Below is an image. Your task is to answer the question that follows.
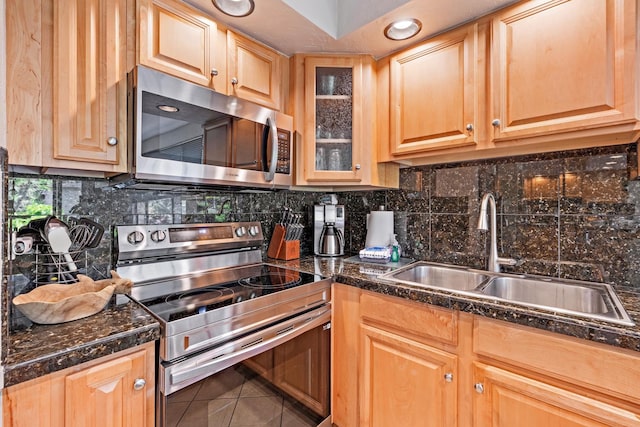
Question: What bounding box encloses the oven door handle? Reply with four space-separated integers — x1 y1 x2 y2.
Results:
168 305 330 389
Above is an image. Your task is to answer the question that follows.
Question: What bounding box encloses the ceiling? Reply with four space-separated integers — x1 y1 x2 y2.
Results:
185 0 519 58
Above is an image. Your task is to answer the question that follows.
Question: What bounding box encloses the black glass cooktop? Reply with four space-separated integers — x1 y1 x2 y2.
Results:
138 265 320 322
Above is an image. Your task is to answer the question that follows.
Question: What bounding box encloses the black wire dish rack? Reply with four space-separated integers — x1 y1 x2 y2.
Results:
13 217 105 286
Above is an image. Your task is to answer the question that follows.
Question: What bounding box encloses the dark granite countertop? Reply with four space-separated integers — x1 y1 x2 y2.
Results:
6 254 639 389
267 256 640 353
3 299 160 388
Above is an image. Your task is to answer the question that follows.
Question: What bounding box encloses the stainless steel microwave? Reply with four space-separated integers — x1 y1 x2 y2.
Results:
113 66 293 190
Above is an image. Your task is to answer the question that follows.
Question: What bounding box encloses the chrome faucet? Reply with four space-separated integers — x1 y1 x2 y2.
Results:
477 193 519 272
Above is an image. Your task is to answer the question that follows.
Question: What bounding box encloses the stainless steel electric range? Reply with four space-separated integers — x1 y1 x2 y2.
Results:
114 221 331 427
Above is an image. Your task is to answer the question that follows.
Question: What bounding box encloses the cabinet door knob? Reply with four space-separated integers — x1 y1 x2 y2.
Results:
466 123 474 132
355 164 361 170
107 137 118 146
474 383 484 394
133 378 146 391
491 119 501 127
444 373 453 382
231 77 238 86
211 68 219 77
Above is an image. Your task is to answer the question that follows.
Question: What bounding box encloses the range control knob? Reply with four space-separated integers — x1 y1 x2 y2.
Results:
248 225 260 236
127 231 145 245
235 226 247 237
150 230 167 243
14 241 26 254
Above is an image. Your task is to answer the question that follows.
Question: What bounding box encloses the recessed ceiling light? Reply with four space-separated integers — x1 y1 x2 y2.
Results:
212 0 255 17
610 154 624 159
157 105 179 113
384 19 422 41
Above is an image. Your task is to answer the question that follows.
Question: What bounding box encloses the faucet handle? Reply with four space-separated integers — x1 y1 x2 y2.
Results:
497 257 523 267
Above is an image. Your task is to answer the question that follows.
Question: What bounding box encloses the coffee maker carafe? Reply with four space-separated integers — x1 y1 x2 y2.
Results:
314 205 345 256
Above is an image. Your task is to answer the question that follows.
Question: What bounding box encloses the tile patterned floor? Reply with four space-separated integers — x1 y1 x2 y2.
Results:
166 366 321 427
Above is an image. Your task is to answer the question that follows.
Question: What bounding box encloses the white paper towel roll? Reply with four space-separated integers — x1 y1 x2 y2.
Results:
365 211 394 248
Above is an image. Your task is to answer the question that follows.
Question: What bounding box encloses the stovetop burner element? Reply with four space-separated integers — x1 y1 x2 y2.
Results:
136 264 318 323
238 270 303 289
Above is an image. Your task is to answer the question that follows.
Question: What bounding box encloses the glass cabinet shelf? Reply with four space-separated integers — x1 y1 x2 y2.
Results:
316 138 352 144
306 61 357 175
315 95 351 101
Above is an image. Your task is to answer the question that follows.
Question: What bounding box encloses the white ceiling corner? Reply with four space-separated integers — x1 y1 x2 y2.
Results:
282 0 339 39
282 0 410 39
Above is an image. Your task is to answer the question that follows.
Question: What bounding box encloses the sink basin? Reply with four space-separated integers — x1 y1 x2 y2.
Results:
479 277 609 313
380 262 490 292
378 262 634 326
478 276 633 325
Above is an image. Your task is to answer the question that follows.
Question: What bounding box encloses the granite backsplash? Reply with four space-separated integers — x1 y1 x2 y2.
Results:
5 143 640 295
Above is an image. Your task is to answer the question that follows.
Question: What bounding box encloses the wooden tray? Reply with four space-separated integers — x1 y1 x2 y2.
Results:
12 271 133 324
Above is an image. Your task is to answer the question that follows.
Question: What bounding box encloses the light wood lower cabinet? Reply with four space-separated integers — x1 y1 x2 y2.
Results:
360 323 457 426
473 363 640 427
3 342 155 427
332 284 461 427
473 317 640 427
332 284 640 427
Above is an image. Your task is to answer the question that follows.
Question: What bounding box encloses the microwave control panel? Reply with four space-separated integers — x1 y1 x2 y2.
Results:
276 129 291 175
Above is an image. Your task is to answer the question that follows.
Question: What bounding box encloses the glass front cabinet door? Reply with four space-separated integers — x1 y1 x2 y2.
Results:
303 57 364 183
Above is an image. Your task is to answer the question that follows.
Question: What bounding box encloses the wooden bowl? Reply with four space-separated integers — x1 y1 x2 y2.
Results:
12 271 133 324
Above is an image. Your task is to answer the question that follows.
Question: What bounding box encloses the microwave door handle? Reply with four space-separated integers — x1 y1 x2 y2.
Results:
263 115 278 182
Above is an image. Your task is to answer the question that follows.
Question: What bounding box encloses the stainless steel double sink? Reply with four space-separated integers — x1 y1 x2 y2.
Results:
378 262 634 326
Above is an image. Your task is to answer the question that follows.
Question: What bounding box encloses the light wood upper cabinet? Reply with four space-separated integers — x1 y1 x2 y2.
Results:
389 23 482 155
490 0 638 143
6 0 45 167
293 55 398 188
227 31 282 110
7 0 130 172
381 0 640 164
53 0 126 167
3 343 155 427
138 0 220 89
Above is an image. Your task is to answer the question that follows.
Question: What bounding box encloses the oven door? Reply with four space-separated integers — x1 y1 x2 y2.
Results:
159 305 331 427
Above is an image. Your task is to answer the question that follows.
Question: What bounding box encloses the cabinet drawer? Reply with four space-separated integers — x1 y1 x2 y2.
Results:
360 291 457 346
474 317 640 403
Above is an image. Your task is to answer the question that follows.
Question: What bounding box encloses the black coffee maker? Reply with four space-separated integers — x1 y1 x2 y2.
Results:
313 204 345 256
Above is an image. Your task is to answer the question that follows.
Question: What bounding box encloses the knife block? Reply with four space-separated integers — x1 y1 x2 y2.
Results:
267 224 300 260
